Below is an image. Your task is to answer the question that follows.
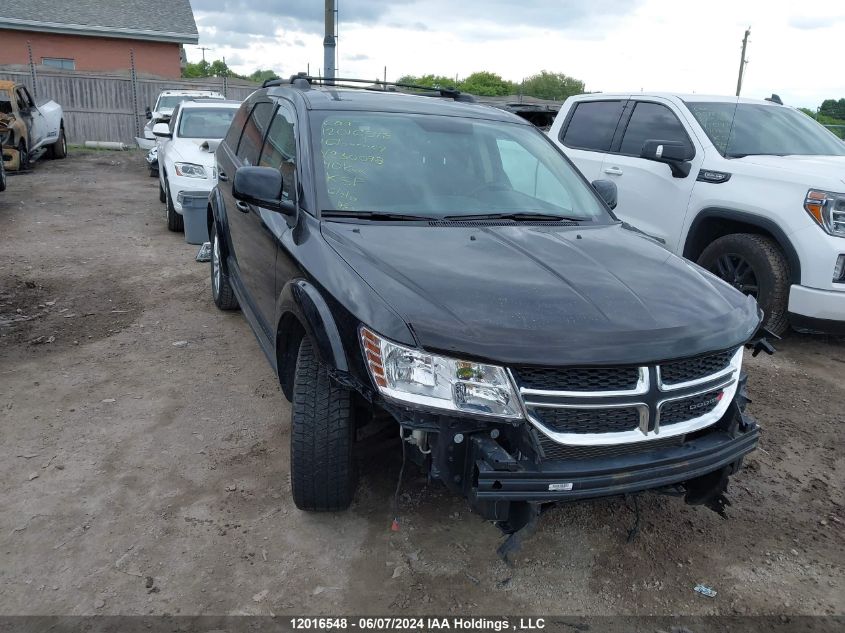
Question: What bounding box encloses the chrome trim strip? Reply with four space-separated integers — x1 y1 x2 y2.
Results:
657 348 743 392
519 366 649 398
653 374 736 433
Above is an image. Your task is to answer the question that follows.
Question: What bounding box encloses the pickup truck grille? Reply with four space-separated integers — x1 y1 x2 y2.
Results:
514 348 742 448
537 433 684 461
514 366 640 392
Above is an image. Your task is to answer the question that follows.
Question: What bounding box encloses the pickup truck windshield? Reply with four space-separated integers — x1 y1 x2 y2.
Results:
686 101 845 158
178 108 237 139
310 112 609 221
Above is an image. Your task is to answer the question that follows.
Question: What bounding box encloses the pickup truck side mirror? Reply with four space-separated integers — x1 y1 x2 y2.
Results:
640 140 692 178
152 123 171 138
232 166 296 217
145 107 152 120
591 179 617 210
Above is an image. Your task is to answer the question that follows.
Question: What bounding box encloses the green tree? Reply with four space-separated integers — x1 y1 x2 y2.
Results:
397 74 459 89
249 69 278 83
182 59 211 78
459 71 514 96
520 70 584 101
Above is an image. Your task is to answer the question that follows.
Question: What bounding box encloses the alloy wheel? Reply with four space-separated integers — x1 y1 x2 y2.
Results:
712 253 759 298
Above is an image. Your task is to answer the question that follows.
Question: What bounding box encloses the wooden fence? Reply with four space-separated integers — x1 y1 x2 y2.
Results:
0 67 260 145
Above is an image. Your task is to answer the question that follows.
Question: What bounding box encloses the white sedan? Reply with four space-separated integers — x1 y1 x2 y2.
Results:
154 99 240 232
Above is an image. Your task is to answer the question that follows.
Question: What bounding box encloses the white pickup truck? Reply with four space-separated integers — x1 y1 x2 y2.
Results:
0 80 66 170
549 93 845 335
137 89 224 150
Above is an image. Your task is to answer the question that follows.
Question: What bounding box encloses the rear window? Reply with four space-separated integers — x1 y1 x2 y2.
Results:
561 100 625 152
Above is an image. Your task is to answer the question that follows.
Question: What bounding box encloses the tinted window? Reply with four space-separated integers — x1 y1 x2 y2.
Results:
223 103 249 150
561 101 624 151
236 102 274 165
620 102 692 157
259 104 297 201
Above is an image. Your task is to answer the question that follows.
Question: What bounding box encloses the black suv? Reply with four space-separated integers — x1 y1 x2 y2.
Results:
208 76 762 533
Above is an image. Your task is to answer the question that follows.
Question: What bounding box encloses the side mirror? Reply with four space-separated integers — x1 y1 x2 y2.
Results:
152 123 171 138
232 166 295 216
591 179 617 210
640 140 692 178
145 107 152 120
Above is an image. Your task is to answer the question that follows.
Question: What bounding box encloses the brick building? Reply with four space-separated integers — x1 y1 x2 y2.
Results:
0 0 198 78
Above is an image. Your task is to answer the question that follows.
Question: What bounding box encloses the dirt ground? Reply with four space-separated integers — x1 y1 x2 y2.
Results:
0 151 842 620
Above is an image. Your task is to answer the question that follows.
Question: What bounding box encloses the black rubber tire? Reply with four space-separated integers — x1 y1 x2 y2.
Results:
0 161 6 192
698 233 790 336
210 221 238 311
158 180 166 203
164 176 184 232
291 336 356 512
149 167 159 178
50 128 67 159
17 140 29 171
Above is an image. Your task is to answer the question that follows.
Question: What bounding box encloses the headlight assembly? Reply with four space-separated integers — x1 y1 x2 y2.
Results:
360 327 523 419
805 189 845 237
174 162 207 178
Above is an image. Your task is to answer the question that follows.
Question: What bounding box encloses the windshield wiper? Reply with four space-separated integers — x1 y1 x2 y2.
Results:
321 210 433 221
442 212 585 222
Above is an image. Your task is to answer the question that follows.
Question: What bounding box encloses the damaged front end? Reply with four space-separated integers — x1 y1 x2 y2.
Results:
367 331 763 541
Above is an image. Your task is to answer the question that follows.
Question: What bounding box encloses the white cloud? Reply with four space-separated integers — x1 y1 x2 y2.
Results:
185 0 845 108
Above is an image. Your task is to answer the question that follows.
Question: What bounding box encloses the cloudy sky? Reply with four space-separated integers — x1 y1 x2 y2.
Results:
186 0 845 108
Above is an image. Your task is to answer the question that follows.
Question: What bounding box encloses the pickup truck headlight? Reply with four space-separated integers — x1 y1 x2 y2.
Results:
360 327 523 419
805 189 845 237
174 162 207 178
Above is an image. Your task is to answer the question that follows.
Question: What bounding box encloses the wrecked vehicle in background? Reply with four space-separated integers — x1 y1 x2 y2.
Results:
136 89 225 156
0 80 66 171
208 76 771 548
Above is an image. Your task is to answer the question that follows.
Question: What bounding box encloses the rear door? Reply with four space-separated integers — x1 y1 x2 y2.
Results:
221 98 276 332
599 98 702 250
554 99 627 181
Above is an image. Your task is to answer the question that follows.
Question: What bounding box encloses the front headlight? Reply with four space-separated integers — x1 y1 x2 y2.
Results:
360 327 523 419
805 189 845 237
174 162 207 178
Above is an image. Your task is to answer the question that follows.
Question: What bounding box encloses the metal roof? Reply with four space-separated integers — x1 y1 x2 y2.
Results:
0 0 198 44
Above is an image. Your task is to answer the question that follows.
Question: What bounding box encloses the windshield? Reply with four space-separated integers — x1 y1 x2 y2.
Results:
686 101 845 157
310 112 610 221
155 94 220 110
177 108 237 139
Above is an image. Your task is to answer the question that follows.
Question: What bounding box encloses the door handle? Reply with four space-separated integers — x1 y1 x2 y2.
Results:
603 166 623 176
218 171 228 181
236 201 250 213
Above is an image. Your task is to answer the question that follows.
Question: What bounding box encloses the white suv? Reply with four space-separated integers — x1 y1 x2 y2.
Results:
549 93 845 335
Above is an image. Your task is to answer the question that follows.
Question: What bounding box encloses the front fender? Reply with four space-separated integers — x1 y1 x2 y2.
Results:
277 279 349 374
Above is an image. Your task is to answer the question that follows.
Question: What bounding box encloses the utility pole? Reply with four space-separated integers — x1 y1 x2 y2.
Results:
735 27 750 97
198 46 212 62
324 0 336 84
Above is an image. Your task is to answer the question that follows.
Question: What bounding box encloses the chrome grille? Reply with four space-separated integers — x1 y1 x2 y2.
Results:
659 389 723 426
538 433 684 461
659 349 735 386
515 366 640 392
531 406 641 434
513 347 743 448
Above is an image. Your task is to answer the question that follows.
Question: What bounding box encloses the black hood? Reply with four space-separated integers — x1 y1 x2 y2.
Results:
322 222 761 366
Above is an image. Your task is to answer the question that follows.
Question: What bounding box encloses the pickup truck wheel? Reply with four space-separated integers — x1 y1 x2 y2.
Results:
164 177 184 232
0 163 6 192
51 128 67 159
17 141 29 171
291 336 356 511
158 180 166 203
210 221 238 310
697 233 789 336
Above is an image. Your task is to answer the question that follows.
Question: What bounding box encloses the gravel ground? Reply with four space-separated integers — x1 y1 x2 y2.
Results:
0 151 842 620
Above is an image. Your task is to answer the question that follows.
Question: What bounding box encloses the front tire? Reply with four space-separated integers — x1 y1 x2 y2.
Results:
164 176 184 232
17 140 29 171
291 336 356 511
698 233 790 336
50 128 67 159
210 221 238 311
